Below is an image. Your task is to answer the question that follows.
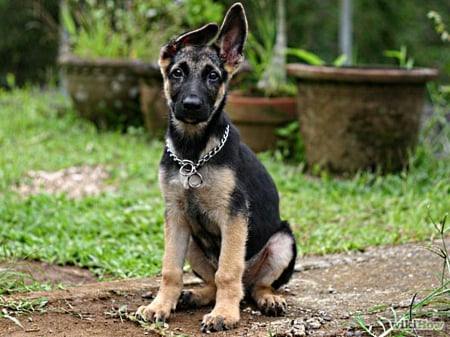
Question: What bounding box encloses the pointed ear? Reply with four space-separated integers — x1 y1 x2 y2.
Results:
215 2 248 74
160 23 219 62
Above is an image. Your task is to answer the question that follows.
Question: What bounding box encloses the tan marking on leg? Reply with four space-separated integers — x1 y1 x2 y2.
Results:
201 215 247 332
181 167 239 314
136 169 190 322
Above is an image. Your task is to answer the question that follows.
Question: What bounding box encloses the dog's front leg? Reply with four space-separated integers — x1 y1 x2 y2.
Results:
201 216 247 332
137 212 190 322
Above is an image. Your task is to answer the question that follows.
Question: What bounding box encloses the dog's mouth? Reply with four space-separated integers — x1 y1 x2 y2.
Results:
173 107 210 125
178 115 204 124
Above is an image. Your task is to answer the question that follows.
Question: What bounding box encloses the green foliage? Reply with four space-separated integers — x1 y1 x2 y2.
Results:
383 45 414 70
182 0 224 28
286 48 347 67
62 3 129 58
63 0 224 60
286 48 325 66
0 260 53 295
63 0 174 59
427 10 450 43
275 121 305 163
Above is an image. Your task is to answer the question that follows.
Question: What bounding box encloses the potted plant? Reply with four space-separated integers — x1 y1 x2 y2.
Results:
59 0 146 130
286 39 438 173
227 0 297 152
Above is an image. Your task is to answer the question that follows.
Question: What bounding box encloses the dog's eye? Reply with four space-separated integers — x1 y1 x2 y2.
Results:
207 71 220 81
171 68 184 79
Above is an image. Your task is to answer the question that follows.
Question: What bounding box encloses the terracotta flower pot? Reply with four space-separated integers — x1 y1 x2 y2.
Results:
287 63 438 173
226 92 297 152
59 55 143 130
133 61 168 138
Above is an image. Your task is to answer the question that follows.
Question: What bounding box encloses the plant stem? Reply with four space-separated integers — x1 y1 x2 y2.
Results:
257 0 286 95
273 0 286 83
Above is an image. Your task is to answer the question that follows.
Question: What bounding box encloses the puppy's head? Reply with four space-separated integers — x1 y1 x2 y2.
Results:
159 3 247 128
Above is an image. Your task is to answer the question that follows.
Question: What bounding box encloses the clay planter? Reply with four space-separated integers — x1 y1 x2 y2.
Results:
226 92 297 152
287 63 438 173
133 62 168 138
59 55 143 130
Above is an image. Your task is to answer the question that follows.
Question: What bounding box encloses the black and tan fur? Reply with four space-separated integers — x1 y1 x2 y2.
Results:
136 3 297 332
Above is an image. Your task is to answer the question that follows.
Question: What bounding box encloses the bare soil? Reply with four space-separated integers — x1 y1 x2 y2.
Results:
1 243 448 337
12 165 116 199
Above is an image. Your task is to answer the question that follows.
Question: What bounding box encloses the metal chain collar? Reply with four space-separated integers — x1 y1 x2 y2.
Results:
166 124 230 189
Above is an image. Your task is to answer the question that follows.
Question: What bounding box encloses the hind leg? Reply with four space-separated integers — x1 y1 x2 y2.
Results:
244 231 296 316
179 239 217 308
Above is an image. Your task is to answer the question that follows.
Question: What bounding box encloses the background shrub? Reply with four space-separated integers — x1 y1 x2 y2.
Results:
0 0 59 88
228 0 450 79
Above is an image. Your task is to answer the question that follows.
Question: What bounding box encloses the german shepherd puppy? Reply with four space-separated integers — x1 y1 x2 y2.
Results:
136 2 297 332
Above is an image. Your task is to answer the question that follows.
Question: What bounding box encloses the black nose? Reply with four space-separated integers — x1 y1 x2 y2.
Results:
182 95 202 111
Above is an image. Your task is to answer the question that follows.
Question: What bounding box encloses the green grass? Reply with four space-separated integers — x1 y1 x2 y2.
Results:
0 87 449 285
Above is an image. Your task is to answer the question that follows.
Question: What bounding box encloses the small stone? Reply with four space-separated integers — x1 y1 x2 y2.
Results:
289 324 306 337
306 318 321 329
141 291 153 299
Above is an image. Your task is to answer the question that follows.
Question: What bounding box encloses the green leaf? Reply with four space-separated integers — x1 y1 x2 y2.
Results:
61 4 77 38
332 54 347 67
286 48 325 66
3 313 24 329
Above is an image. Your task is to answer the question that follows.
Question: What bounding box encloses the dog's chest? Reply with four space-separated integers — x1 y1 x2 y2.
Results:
160 165 237 263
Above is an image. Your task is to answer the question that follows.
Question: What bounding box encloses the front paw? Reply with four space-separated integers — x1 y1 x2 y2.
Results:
200 307 240 332
136 299 173 322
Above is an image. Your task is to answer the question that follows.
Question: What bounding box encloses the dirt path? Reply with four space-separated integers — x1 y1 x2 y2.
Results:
1 242 448 337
